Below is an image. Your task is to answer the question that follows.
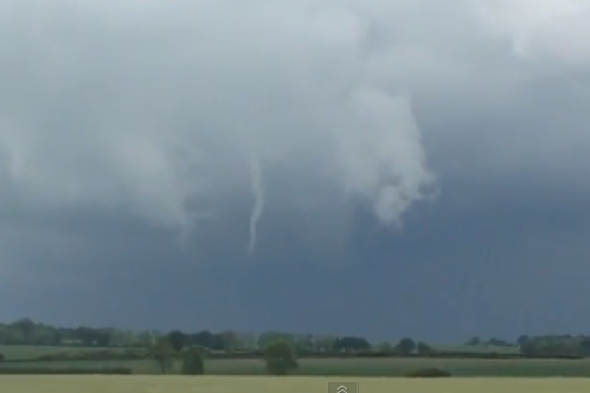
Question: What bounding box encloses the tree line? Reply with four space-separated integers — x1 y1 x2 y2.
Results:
1 318 590 359
0 318 419 354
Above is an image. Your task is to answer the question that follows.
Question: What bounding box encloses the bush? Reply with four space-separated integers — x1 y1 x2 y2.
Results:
395 338 416 355
404 368 452 378
181 346 205 375
264 341 298 375
151 337 175 374
416 342 433 355
0 367 132 375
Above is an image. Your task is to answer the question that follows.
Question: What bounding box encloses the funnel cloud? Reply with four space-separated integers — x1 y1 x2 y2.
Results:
0 0 437 246
247 151 264 255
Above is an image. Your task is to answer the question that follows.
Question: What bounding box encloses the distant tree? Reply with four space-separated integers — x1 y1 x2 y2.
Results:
222 331 238 353
12 318 36 344
234 332 257 351
52 329 64 345
519 336 583 358
150 336 174 374
377 342 393 354
395 338 416 355
579 338 590 356
167 330 186 352
95 330 111 347
0 326 24 345
211 333 225 350
293 334 314 355
264 341 298 375
187 331 208 348
517 335 530 346
258 331 294 350
333 336 371 353
0 353 5 362
313 335 336 353
110 329 138 348
74 326 98 346
466 336 481 346
416 341 433 355
519 339 538 357
187 330 224 350
136 331 155 347
487 337 510 347
181 346 205 375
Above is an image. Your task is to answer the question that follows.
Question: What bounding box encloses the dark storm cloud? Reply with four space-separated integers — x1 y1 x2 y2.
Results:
1 0 590 340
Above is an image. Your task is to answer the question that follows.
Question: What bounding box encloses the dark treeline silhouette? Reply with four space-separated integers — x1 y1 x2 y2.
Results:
1 318 589 359
465 336 513 347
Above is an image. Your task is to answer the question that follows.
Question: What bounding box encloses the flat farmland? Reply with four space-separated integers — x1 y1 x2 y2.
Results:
3 357 590 377
0 345 130 360
0 376 589 393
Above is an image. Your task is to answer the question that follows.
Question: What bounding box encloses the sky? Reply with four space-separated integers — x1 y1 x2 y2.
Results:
0 0 590 343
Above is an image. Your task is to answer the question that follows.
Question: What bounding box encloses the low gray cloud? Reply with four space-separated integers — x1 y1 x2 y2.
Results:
1 0 590 337
1 0 589 238
0 0 440 241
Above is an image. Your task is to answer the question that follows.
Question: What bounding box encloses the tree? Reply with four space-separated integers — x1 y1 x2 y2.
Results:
74 326 98 346
187 330 224 350
517 335 530 346
167 330 186 352
150 336 174 374
466 336 481 346
12 318 36 344
395 337 416 355
293 334 314 355
518 336 582 357
222 330 238 353
313 335 336 353
579 338 590 356
181 346 205 375
136 330 155 347
377 342 393 354
258 331 294 350
235 332 257 351
95 330 111 347
487 337 510 347
333 336 371 353
416 341 433 355
263 341 298 375
519 339 539 357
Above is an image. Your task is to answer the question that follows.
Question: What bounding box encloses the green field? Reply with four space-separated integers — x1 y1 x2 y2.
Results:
2 357 590 377
0 376 589 393
435 344 519 354
0 345 126 360
1 345 590 377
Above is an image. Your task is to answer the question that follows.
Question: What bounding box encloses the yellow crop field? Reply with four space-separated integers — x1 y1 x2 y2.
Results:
1 376 589 393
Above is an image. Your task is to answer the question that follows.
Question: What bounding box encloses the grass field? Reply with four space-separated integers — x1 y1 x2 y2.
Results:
1 345 590 377
0 345 125 360
0 376 589 393
435 344 519 354
2 357 590 377
0 344 519 360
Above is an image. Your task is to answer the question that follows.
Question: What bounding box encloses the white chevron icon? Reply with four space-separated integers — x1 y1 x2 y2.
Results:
328 381 358 393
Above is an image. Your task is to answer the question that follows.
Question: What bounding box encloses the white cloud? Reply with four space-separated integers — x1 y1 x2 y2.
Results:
0 0 589 242
476 0 590 64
